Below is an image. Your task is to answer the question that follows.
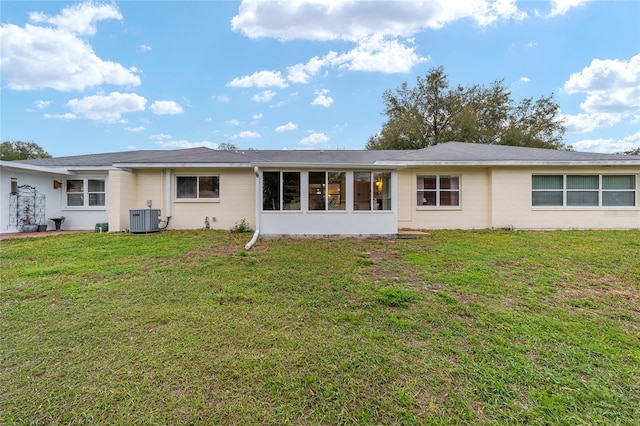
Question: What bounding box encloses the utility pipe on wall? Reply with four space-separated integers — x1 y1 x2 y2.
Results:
245 166 260 249
164 168 172 220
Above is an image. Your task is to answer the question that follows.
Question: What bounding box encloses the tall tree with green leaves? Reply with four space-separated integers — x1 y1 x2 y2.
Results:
0 141 52 160
217 142 238 151
366 66 566 150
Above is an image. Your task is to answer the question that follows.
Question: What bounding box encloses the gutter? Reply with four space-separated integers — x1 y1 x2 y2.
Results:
376 160 640 167
0 160 75 175
252 162 405 170
245 166 260 250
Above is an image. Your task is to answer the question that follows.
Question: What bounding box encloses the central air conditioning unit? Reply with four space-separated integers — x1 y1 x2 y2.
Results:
129 209 161 233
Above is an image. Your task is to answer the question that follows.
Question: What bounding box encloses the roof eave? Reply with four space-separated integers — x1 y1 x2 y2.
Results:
0 160 76 175
113 162 254 168
252 162 405 170
376 160 640 167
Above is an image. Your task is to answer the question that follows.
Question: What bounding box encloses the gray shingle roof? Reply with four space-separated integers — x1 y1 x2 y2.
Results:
383 142 638 163
14 142 640 169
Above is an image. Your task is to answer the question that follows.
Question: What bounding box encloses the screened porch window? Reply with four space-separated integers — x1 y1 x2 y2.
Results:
603 175 636 206
532 174 636 207
263 171 301 211
354 172 391 211
309 171 346 211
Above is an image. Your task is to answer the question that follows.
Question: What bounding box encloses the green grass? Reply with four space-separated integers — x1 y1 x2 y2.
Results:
1 230 639 425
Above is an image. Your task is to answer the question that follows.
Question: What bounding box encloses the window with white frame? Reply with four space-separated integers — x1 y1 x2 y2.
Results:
309 171 346 211
263 171 301 211
532 174 636 207
354 171 391 211
416 175 460 207
66 178 106 207
176 175 219 199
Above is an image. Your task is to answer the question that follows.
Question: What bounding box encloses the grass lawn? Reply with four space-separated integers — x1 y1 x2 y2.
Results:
1 230 639 425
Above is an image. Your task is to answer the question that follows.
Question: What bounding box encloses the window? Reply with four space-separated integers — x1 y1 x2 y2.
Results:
532 174 636 207
309 171 346 211
66 178 106 207
417 175 460 207
263 171 301 211
354 172 391 211
603 175 636 206
176 176 219 199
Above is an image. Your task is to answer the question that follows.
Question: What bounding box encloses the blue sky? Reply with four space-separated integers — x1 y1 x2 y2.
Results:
1 0 639 157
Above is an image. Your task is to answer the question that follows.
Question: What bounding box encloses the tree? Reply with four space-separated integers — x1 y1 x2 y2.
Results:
366 66 566 150
217 142 238 151
622 147 640 155
0 141 52 160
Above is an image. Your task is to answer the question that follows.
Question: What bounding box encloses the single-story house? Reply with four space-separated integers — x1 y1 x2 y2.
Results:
2 142 639 241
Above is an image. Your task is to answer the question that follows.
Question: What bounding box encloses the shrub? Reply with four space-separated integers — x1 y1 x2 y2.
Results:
230 218 253 233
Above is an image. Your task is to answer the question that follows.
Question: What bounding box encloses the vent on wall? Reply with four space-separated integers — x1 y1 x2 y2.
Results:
129 209 161 233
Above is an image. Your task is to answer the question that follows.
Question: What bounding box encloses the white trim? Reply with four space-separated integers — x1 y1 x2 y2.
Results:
255 163 405 170
378 160 640 167
115 162 252 168
0 160 75 175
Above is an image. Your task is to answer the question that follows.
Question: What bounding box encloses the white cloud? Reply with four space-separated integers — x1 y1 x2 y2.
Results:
561 54 640 132
226 119 240 126
231 131 262 139
287 54 334 84
252 113 263 120
549 0 591 17
520 77 530 83
564 55 640 96
65 92 146 123
299 132 329 146
230 1 536 84
139 44 152 52
227 70 288 88
312 89 334 107
285 36 427 84
43 113 78 120
215 95 231 103
251 90 277 103
149 100 183 115
232 0 527 42
562 112 624 134
35 100 53 109
0 3 140 91
125 126 145 132
338 36 428 73
150 133 172 141
28 2 122 35
155 140 219 149
571 131 640 154
276 122 298 132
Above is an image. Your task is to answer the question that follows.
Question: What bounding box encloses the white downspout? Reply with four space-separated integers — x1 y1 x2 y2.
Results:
245 166 260 249
165 168 172 219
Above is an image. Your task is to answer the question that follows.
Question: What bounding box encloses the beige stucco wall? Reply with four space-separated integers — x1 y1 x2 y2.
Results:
134 169 165 212
397 166 640 230
397 167 492 230
168 168 255 230
108 169 137 232
106 165 639 233
491 167 640 229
